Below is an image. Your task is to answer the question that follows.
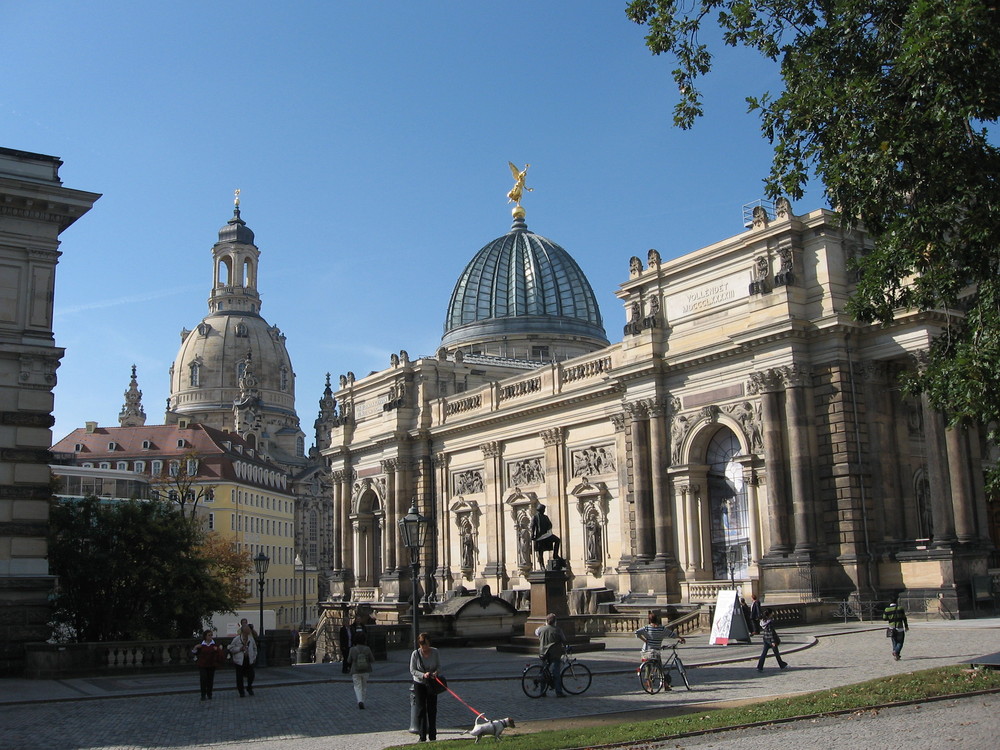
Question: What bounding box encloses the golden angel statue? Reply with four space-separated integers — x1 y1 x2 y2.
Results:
507 162 532 206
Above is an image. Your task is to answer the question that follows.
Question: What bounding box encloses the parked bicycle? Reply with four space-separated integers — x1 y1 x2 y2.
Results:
637 642 691 694
521 646 592 697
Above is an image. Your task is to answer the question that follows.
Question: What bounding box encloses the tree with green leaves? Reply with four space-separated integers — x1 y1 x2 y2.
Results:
626 1 1000 489
48 496 246 642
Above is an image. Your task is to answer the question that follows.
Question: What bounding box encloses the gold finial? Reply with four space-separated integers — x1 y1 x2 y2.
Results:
506 162 532 207
234 188 241 207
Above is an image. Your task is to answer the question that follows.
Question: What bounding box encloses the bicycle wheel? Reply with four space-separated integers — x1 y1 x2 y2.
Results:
637 660 663 694
521 664 547 698
675 657 692 691
561 661 592 695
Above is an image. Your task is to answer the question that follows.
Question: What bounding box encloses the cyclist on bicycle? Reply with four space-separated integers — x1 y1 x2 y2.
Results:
635 611 685 659
537 613 567 697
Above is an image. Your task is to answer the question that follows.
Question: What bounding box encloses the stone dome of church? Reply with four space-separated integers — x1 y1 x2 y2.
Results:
167 203 304 459
441 208 608 360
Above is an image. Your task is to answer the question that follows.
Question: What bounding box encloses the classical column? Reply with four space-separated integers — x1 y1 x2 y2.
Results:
921 393 957 546
749 370 792 554
861 362 903 542
678 483 701 573
738 461 762 568
648 399 675 564
781 364 816 553
540 427 567 561
610 412 633 568
946 425 977 543
331 470 344 570
480 441 505 587
340 471 354 579
394 459 413 570
381 459 398 573
627 401 654 561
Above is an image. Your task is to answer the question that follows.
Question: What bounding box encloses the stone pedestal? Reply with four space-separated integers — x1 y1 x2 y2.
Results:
497 568 605 653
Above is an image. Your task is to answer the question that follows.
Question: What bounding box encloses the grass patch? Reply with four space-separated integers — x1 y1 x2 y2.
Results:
397 665 1000 749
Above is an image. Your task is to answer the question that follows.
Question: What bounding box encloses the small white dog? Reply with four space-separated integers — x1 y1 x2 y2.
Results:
468 713 515 742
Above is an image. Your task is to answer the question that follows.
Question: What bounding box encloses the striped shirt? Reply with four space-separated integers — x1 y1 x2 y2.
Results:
883 603 908 631
635 624 678 651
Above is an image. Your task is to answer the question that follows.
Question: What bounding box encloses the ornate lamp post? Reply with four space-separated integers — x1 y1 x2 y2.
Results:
398 501 430 650
726 544 742 590
253 551 270 666
295 552 307 631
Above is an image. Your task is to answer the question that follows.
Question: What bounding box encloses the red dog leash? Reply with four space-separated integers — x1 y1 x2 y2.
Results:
432 675 487 719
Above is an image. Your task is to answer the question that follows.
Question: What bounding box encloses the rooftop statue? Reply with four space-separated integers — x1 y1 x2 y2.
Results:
506 162 532 206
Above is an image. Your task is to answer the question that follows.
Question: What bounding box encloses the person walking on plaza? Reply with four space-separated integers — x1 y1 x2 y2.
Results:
410 632 441 742
749 594 762 635
339 610 369 674
756 609 788 671
227 624 258 697
191 629 225 700
537 612 568 697
347 630 374 709
883 596 910 660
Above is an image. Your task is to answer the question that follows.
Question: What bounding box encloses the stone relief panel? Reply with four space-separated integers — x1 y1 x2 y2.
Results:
570 444 616 478
452 469 485 495
507 457 544 487
725 400 764 454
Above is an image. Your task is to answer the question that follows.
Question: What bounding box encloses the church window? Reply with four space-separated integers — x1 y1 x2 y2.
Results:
189 361 201 387
235 322 248 337
706 427 750 581
297 437 304 456
309 510 318 542
280 366 289 391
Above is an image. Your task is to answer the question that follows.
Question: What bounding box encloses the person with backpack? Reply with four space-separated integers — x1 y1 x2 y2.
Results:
347 630 375 709
756 609 788 671
883 596 910 661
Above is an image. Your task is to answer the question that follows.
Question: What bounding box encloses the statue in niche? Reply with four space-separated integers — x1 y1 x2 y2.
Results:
517 516 533 567
460 524 476 570
584 514 602 564
530 503 562 570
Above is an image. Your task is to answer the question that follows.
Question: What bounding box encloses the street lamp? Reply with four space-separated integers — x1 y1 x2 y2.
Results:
398 501 430 650
295 552 307 631
253 551 270 666
726 544 742 591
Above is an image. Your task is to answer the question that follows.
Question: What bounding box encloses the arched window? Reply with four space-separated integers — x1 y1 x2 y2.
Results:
707 427 750 580
189 361 201 387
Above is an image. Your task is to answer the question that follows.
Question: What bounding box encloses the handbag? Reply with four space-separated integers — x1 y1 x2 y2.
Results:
425 674 448 695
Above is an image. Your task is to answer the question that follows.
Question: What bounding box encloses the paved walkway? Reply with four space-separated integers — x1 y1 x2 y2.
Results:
2 618 998 750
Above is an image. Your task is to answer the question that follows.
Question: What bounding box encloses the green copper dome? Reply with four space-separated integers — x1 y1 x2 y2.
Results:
442 213 607 354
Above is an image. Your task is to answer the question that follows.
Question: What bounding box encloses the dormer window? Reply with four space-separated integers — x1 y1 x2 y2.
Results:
142 440 152 450
108 442 117 451
177 439 186 449
74 443 83 452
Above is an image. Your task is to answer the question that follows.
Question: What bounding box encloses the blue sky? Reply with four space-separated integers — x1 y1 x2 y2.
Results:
2 1 826 446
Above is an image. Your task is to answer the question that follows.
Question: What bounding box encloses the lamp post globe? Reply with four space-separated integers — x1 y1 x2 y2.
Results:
398 502 430 650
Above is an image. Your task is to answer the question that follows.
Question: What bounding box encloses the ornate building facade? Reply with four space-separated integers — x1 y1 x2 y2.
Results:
0 147 99 674
320 199 996 617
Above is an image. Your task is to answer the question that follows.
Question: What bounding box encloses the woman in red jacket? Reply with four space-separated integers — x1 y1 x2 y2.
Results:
192 629 225 700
